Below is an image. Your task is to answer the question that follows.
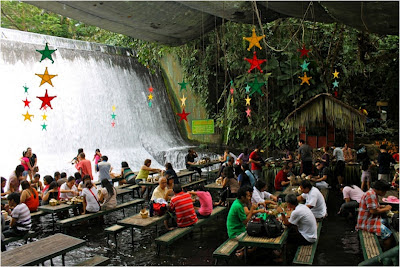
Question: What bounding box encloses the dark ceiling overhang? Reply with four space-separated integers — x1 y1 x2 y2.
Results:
26 1 399 46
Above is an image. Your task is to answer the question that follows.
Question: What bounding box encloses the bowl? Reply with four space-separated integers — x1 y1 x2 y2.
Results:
140 209 149 219
2 210 8 220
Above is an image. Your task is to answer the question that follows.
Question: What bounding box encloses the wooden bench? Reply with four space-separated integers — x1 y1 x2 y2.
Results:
75 255 110 266
126 184 140 198
3 230 37 245
31 210 46 219
56 198 144 232
212 238 239 265
358 230 383 261
105 224 126 249
292 221 322 265
176 170 197 182
155 206 226 255
181 179 207 190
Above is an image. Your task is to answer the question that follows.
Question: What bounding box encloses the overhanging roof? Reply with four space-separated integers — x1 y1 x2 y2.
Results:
25 1 399 46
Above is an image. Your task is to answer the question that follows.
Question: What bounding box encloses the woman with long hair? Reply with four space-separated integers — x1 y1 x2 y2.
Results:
81 180 100 214
41 180 59 205
8 165 25 193
98 179 117 210
20 180 39 212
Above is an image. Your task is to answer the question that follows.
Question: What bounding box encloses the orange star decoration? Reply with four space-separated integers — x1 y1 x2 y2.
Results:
333 69 340 78
177 108 190 122
22 111 34 121
298 72 312 86
35 67 58 87
245 96 251 106
243 28 265 51
297 44 311 58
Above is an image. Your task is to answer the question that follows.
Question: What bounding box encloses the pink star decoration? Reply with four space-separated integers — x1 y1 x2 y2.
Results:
246 108 251 117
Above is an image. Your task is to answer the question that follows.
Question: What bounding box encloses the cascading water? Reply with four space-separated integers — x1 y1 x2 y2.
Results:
0 28 202 181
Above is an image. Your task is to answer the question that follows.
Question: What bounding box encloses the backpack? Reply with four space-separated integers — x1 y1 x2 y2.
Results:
246 215 284 238
152 202 167 216
264 215 284 238
247 217 266 237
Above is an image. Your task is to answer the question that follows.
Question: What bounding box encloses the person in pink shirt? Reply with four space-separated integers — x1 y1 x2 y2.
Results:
188 185 213 218
20 150 32 178
92 149 102 173
75 152 93 180
338 184 364 217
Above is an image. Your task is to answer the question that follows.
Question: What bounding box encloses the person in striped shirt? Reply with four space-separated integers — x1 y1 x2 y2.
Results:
3 192 31 238
169 184 198 228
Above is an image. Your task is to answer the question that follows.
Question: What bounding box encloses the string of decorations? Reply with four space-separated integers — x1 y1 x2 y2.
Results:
111 105 116 127
332 69 339 97
177 78 190 122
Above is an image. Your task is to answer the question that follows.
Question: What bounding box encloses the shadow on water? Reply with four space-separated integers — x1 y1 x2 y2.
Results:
6 189 364 266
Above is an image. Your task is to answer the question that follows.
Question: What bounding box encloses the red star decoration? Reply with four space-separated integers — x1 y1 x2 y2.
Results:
177 108 190 122
148 87 154 93
22 97 31 108
111 121 116 127
297 44 311 58
334 90 338 98
37 89 57 110
230 87 234 94
244 51 267 73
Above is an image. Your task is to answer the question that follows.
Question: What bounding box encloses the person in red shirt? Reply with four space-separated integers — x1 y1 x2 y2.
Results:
274 165 290 191
169 184 198 228
249 146 264 181
75 152 93 180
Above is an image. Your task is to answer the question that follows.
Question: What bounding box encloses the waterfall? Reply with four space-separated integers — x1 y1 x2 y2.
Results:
0 28 198 180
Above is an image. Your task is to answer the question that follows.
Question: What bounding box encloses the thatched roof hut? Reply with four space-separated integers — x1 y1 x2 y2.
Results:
285 93 366 132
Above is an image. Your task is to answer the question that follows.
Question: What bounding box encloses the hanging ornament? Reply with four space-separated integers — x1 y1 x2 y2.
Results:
148 86 154 93
112 105 116 112
231 97 234 105
36 43 57 64
42 105 48 111
35 67 58 87
148 94 153 100
300 60 310 72
37 89 57 110
180 94 187 107
246 107 252 117
332 69 340 79
334 90 338 98
297 44 311 58
42 114 48 121
248 77 265 96
148 101 152 107
177 108 190 122
332 80 339 88
244 51 267 73
41 123 47 131
245 84 251 94
178 79 188 91
22 98 31 108
111 113 117 120
23 85 29 94
230 80 235 94
298 72 312 86
243 28 265 51
245 96 251 106
22 111 34 121
111 121 116 127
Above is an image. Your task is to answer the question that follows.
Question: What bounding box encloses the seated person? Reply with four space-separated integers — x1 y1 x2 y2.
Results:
30 173 43 192
274 165 290 191
356 180 394 251
151 177 173 202
338 184 364 217
251 180 278 207
169 184 198 228
41 179 58 205
120 161 136 185
81 180 100 214
136 159 162 197
308 161 329 189
1 177 7 197
238 163 255 188
57 172 68 187
59 176 79 200
78 175 97 195
185 149 202 176
3 192 31 238
99 178 117 210
163 162 179 184
391 165 399 188
20 180 39 212
297 180 327 221
215 167 239 206
188 185 213 218
217 157 235 179
74 172 82 187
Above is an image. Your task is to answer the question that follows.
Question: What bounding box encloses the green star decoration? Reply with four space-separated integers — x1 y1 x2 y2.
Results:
245 84 251 94
41 123 47 131
178 79 188 91
300 60 310 72
332 80 339 88
248 77 265 96
23 85 29 93
148 100 152 107
36 43 57 64
111 113 117 120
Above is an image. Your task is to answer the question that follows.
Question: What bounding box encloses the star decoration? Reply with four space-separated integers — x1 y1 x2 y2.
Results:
148 101 152 107
243 28 265 51
231 97 234 105
112 105 116 112
245 96 251 106
37 89 57 110
41 123 47 131
42 114 48 121
111 113 117 120
43 105 48 111
35 67 58 87
333 70 340 79
248 77 265 96
36 43 57 64
148 94 153 100
23 85 29 94
230 87 235 95
178 79 188 91
180 94 187 107
244 51 267 73
300 60 310 72
246 108 251 117
22 98 31 108
22 111 34 121
297 44 311 58
177 108 190 122
245 84 251 94
298 72 312 86
334 90 338 98
111 121 116 127
332 80 339 88
148 86 154 93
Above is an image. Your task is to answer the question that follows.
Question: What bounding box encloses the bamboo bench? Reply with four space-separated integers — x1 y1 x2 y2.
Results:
155 206 227 255
75 255 110 266
176 170 197 182
31 210 46 219
105 224 126 249
212 238 239 265
56 198 145 232
3 230 37 245
358 230 383 261
181 179 207 190
292 221 322 265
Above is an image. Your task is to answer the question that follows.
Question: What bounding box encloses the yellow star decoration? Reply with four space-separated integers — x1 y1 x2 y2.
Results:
333 69 340 79
42 114 48 121
298 72 312 86
22 111 34 121
231 97 234 105
180 94 187 107
148 94 153 100
243 28 265 51
112 105 116 112
245 96 251 106
35 67 58 87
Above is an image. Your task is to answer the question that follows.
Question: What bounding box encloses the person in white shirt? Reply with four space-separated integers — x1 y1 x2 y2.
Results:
3 192 31 238
59 176 79 200
251 180 278 206
332 142 345 185
151 177 172 201
297 180 327 220
81 180 100 214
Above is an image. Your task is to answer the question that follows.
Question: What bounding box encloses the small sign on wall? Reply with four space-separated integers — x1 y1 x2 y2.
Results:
192 119 214 135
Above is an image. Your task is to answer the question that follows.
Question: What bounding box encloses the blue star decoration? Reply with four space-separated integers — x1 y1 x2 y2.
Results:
300 60 310 72
178 79 188 91
41 123 47 131
36 43 57 64
332 80 339 88
245 84 251 94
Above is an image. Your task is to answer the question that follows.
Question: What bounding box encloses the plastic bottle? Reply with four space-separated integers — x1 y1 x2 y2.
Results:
278 198 282 206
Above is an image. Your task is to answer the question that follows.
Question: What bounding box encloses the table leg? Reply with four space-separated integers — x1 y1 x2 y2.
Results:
131 227 134 249
62 254 65 266
244 246 247 264
52 213 55 233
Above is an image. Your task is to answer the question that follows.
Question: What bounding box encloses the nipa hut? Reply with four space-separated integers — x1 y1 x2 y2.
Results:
285 93 366 148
